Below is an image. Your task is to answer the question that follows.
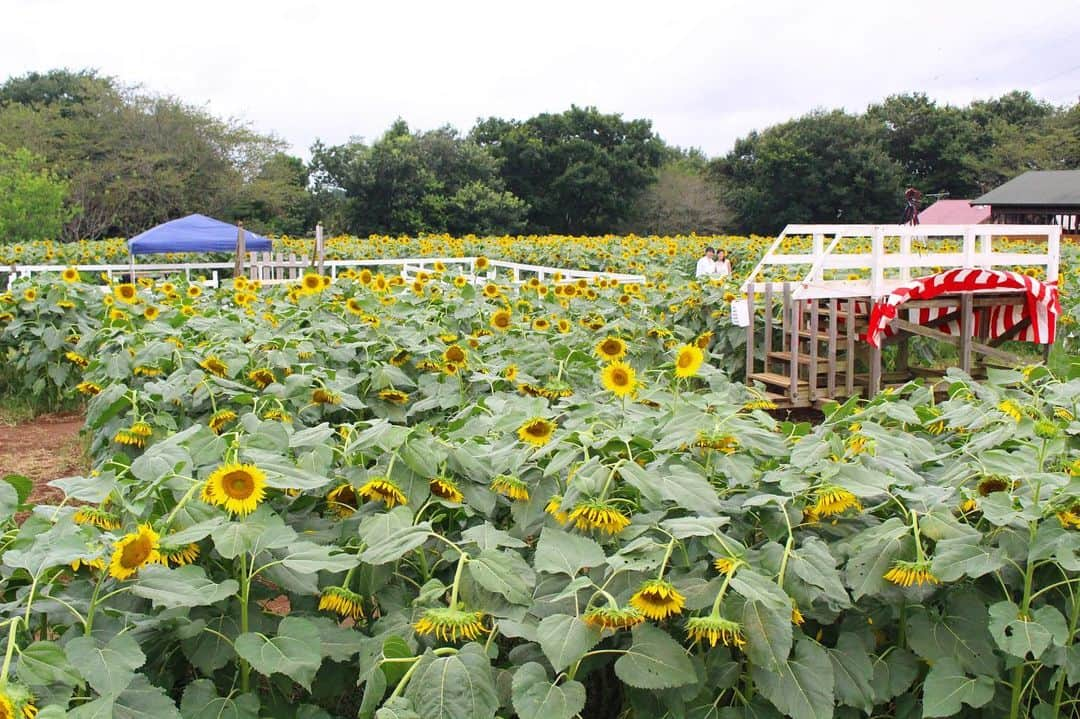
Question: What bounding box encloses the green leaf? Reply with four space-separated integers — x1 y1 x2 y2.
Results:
511 662 586 719
651 463 723 514
358 508 432 565
277 541 359 574
375 697 420 719
308 616 373 662
752 637 834 719
827 633 875 713
460 523 527 550
843 518 911 600
931 536 1006 582
536 614 601 673
907 591 998 676
65 633 145 697
17 640 81 687
211 511 296 559
869 647 919 702
533 527 605 576
48 473 116 503
235 616 322 689
988 601 1068 659
741 600 792 671
921 657 994 717
132 564 239 609
467 549 534 605
180 679 260 719
3 473 32 506
405 643 498 719
614 624 696 690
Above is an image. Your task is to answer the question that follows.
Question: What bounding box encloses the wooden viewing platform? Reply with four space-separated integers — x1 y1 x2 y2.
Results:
741 224 1062 408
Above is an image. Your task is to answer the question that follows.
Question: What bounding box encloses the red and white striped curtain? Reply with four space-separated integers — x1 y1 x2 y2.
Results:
866 269 1060 348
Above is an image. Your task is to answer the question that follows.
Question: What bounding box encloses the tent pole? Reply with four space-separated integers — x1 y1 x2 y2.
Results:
234 222 246 279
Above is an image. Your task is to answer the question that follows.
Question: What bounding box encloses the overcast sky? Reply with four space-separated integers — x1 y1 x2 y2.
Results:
3 0 1078 160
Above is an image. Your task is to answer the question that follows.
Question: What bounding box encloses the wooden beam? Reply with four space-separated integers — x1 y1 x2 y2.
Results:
808 302 819 403
845 298 856 397
789 294 800 403
745 289 755 380
987 318 1031 347
959 293 973 374
763 284 774 362
826 299 837 398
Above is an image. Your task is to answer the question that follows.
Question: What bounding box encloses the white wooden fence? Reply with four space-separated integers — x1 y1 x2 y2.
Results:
4 254 645 291
741 224 1061 300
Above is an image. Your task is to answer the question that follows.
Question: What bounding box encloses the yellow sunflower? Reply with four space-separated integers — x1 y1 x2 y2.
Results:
199 356 228 377
62 267 80 283
113 283 139 304
810 486 860 517
600 361 637 398
685 614 746 649
630 579 686 620
595 336 627 361
205 463 267 515
312 388 341 405
567 499 630 534
517 417 556 447
248 368 275 389
378 389 410 405
109 524 161 580
490 309 512 331
674 344 705 378
429 476 464 503
319 585 366 621
414 607 489 642
583 606 644 631
358 477 407 508
883 559 940 588
491 475 529 501
442 344 467 365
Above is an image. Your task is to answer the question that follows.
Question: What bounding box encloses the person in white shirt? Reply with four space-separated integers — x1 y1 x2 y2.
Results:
695 247 718 277
714 249 732 278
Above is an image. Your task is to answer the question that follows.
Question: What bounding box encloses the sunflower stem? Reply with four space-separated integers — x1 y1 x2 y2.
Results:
911 511 926 564
710 573 734 616
0 615 20 689
240 553 251 694
163 478 203 530
448 550 469 609
656 538 677 582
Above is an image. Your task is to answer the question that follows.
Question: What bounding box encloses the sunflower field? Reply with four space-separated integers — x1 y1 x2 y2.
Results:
0 234 1078 719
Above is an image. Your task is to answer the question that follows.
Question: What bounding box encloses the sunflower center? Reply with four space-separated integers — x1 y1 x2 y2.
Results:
678 353 694 368
222 470 255 499
120 536 152 568
527 422 548 437
612 369 629 386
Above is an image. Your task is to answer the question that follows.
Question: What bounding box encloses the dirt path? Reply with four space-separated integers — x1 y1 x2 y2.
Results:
0 413 88 505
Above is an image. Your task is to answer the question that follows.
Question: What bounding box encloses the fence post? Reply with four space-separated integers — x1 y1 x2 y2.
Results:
316 224 325 275
234 223 246 278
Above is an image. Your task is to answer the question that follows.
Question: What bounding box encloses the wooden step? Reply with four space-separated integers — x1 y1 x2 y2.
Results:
749 372 809 390
768 352 850 373
796 330 834 341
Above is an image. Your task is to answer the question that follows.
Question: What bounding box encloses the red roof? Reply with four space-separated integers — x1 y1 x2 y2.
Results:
918 199 991 224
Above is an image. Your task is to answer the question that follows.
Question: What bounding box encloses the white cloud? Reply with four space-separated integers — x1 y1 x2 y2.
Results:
3 0 1077 159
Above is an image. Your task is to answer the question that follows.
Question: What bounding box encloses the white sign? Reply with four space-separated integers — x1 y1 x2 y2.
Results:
730 299 750 327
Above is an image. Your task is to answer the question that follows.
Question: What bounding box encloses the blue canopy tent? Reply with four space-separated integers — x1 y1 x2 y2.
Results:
127 214 271 256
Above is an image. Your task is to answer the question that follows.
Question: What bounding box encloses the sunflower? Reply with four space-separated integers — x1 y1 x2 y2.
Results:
691 431 738 453
207 409 238 434
312 388 341 405
517 417 556 447
113 283 139 304
109 524 161 580
600 361 637 398
997 399 1023 422
414 607 489 642
532 317 551 331
158 543 200 567
249 368 275 389
630 579 686 620
262 409 291 422
21 288 37 303
389 349 411 367
378 389 410 405
358 477 408 508
319 586 366 621
567 498 630 534
200 356 228 377
488 308 512 331
475 256 490 271
326 483 359 517
64 351 89 368
883 559 940 588
0 686 36 719
583 606 644 631
1057 504 1080 529
113 428 146 448
674 344 705 378
695 331 714 349
73 506 121 530
62 267 80 283
743 398 778 411
503 365 518 382
301 273 324 293
977 476 1011 496
791 602 805 626
544 494 569 524
429 476 464 503
205 463 267 516
810 486 861 517
595 336 627 361
685 614 746 649
713 556 743 575
442 344 467 365
556 318 571 333
491 475 529 501
76 381 101 396
539 379 574 399
1054 407 1074 422
358 268 373 285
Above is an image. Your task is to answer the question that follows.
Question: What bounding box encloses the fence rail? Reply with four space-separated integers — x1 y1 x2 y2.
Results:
4 254 645 291
741 224 1061 300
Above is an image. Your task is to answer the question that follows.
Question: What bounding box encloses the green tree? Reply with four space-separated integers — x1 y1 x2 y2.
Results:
229 153 313 235
0 69 288 240
711 110 904 234
309 120 527 236
622 152 729 235
0 144 73 243
471 105 666 234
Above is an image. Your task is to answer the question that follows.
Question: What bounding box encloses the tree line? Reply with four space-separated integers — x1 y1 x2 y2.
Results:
0 68 1076 243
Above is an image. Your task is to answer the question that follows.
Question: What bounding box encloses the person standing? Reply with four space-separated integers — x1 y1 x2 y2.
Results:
714 249 732 278
696 247 718 277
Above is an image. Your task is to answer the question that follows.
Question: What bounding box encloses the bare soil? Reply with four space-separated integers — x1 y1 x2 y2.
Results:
0 412 88 505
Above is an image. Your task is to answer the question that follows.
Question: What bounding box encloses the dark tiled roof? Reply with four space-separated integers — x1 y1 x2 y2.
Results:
973 170 1080 207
